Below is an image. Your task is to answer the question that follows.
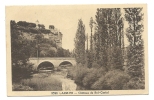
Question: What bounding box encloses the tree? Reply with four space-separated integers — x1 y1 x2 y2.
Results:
57 47 64 57
124 8 143 46
109 8 124 70
94 8 124 70
89 17 95 51
11 20 33 82
28 23 36 28
87 17 95 68
11 20 31 66
34 33 44 58
94 8 109 69
74 19 86 65
124 8 144 78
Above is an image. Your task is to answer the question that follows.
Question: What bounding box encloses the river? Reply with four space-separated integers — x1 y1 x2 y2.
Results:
37 69 77 91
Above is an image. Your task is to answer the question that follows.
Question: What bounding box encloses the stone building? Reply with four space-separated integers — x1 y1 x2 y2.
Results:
35 20 63 48
49 25 63 47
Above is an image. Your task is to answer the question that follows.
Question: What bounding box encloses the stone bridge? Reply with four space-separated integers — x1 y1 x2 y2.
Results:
29 57 76 70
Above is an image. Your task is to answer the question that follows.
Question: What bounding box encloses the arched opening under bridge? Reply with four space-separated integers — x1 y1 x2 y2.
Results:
37 61 54 71
59 61 73 69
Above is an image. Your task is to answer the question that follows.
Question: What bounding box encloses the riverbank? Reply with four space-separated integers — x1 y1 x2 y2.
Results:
13 69 77 91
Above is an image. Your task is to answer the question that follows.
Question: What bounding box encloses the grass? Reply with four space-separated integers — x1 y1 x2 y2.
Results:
13 84 33 91
13 73 62 91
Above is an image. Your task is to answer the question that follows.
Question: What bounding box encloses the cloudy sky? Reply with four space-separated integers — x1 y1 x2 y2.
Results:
7 5 130 51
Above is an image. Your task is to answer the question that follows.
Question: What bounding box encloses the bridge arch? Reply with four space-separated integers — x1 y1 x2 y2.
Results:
37 61 54 70
59 61 73 68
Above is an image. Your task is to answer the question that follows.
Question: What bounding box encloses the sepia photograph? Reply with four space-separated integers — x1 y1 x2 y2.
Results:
6 4 148 96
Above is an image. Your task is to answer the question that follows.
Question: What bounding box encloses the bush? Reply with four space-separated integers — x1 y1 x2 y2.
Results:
69 64 88 85
20 75 62 91
82 67 106 89
91 75 105 90
92 62 100 68
92 70 130 90
68 63 106 90
67 64 88 90
126 45 144 78
12 62 34 83
123 77 145 89
13 84 33 91
104 70 130 90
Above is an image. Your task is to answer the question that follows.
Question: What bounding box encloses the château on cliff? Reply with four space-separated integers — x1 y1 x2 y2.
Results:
14 20 63 48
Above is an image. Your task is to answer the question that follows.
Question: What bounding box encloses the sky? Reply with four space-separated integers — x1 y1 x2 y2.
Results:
8 5 129 51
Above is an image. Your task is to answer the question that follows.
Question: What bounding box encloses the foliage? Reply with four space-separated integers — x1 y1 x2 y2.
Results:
67 64 88 85
91 61 100 68
106 46 124 70
82 67 106 89
70 64 130 90
13 20 71 58
123 77 145 89
86 51 94 68
90 75 106 90
126 44 144 78
68 63 106 89
11 20 71 84
89 17 95 51
39 29 51 34
11 20 34 82
124 8 143 46
91 70 130 90
57 47 71 57
86 17 95 68
15 74 62 91
11 21 31 66
12 62 34 83
124 8 145 79
73 64 88 85
93 8 124 70
74 19 86 65
17 21 36 28
13 84 33 91
103 70 130 90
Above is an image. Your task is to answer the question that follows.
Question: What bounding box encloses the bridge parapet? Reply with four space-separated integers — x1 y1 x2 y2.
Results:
29 57 76 70
29 57 75 60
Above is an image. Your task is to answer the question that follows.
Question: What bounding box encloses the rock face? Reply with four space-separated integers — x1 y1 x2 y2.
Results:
16 20 63 48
